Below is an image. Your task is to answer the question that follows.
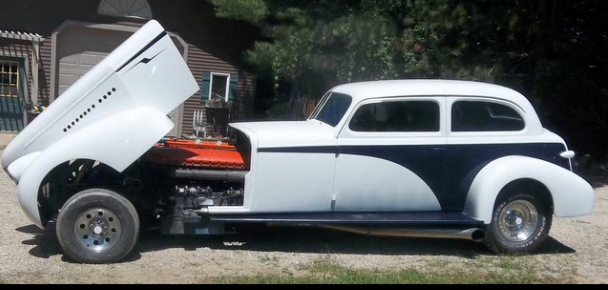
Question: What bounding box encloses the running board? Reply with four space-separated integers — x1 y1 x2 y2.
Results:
209 212 483 225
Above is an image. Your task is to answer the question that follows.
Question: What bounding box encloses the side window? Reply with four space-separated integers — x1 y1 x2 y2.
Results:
350 101 440 132
452 101 525 132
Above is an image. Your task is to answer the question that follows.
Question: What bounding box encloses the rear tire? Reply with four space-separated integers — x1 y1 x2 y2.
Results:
484 193 552 254
56 189 139 264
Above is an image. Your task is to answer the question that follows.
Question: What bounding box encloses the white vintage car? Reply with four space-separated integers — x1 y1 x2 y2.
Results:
1 21 595 264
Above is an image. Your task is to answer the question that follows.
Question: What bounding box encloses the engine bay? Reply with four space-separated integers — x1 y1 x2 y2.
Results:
37 133 252 233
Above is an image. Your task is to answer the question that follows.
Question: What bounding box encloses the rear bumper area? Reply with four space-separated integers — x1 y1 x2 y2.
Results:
554 175 595 218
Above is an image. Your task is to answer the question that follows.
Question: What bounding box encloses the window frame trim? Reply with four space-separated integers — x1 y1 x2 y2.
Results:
208 72 231 102
339 96 446 139
309 91 332 120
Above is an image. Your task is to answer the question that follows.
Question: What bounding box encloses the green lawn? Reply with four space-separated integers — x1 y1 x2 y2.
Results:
213 259 560 284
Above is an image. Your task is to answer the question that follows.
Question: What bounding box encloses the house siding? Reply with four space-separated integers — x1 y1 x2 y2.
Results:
38 40 53 106
0 0 258 135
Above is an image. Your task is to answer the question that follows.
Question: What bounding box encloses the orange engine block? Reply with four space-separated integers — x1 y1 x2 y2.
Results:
146 139 246 170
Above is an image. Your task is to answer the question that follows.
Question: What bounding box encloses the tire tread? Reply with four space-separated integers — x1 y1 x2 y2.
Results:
56 189 139 264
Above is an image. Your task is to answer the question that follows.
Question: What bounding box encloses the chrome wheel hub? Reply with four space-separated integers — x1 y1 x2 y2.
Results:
498 200 539 242
75 208 122 253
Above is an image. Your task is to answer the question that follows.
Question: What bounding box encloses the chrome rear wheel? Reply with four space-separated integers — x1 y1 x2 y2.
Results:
498 200 539 243
484 193 551 254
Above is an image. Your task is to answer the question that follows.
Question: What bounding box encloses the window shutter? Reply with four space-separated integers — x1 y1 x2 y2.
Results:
201 72 211 101
228 74 239 102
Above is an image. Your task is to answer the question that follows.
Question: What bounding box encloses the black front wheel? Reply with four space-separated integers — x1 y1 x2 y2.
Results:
56 189 140 264
484 193 552 254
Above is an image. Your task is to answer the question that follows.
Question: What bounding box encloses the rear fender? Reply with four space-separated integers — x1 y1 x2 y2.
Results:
464 156 594 223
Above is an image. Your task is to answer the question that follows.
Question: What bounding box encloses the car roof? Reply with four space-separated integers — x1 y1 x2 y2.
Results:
331 80 530 105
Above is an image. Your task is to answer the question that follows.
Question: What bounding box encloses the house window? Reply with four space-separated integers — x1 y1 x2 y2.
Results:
0 59 25 132
210 73 230 102
0 60 20 98
98 0 153 20
201 72 239 102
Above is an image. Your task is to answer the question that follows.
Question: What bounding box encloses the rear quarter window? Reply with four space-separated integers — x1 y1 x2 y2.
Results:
452 101 525 132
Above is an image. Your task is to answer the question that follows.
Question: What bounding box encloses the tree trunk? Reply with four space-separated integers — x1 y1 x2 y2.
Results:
286 83 302 121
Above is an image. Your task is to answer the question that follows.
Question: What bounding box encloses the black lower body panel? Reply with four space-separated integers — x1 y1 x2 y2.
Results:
209 212 483 226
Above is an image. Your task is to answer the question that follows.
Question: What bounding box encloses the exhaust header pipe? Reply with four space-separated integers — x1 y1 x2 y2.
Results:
316 225 486 242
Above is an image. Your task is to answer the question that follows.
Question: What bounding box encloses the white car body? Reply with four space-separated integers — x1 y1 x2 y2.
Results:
224 81 594 223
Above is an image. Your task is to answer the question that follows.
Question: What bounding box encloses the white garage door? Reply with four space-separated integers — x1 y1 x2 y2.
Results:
56 25 186 136
57 26 131 96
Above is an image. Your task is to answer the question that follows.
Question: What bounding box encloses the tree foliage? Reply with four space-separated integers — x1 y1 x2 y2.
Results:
211 0 608 160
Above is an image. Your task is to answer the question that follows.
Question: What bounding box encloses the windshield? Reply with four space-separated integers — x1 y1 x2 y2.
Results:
311 92 353 127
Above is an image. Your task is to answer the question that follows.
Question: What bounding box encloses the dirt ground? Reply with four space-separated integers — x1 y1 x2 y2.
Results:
0 133 606 284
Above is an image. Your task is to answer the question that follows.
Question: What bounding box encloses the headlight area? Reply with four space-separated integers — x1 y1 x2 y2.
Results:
6 169 19 184
4 152 42 185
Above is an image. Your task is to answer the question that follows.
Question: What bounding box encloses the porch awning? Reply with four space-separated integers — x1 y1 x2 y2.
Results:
0 30 45 42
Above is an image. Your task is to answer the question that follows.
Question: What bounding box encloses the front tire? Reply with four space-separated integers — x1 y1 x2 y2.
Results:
56 189 140 264
484 193 552 254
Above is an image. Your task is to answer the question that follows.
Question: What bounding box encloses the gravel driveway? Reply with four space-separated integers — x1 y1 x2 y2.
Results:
0 133 606 284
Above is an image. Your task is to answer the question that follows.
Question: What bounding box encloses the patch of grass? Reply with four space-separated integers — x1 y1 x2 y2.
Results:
212 258 560 284
497 259 519 270
490 257 535 272
259 254 280 266
307 257 342 274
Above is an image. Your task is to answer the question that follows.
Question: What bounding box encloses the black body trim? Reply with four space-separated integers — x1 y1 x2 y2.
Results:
259 147 337 154
116 31 167 72
258 143 568 211
210 212 483 225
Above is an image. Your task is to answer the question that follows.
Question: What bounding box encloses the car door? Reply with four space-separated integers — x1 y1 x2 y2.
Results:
333 97 447 212
445 97 533 212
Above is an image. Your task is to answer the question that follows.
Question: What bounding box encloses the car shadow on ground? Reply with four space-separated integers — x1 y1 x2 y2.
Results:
17 223 575 263
136 227 576 258
17 223 143 263
17 224 62 259
16 224 576 263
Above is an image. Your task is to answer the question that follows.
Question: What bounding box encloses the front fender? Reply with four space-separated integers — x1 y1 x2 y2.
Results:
17 107 173 228
464 156 594 224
